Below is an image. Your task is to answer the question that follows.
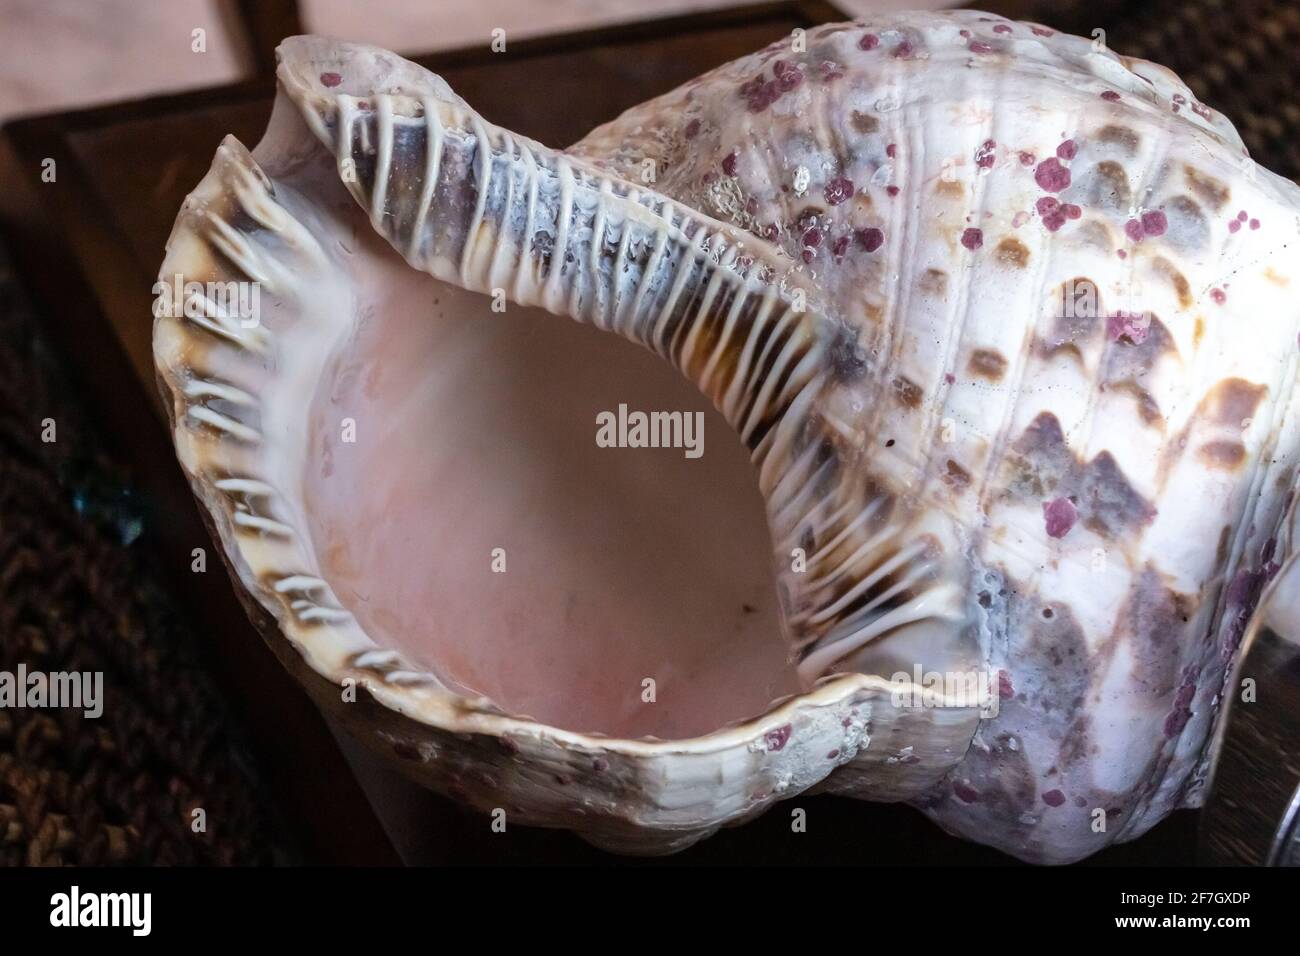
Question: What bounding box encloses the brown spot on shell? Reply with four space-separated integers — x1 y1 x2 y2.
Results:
1183 165 1230 212
935 178 965 199
1163 195 1209 250
1084 160 1132 212
1193 316 1205 349
1111 381 1164 427
1096 124 1141 154
968 348 1008 381
1264 266 1290 287
1151 257 1193 309
943 458 972 491
1074 220 1114 251
995 237 1029 268
850 110 879 134
1198 378 1267 427
892 375 923 408
1198 440 1247 469
918 268 948 297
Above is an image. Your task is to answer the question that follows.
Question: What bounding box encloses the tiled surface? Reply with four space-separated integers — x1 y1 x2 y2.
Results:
0 0 957 124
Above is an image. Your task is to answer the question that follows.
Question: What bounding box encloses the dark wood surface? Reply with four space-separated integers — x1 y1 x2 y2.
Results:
0 0 1198 864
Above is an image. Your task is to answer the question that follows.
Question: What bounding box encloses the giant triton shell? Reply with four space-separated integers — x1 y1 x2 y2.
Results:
153 11 1300 862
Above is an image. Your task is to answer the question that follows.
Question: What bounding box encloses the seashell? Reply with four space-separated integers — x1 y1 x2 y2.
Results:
153 12 1300 862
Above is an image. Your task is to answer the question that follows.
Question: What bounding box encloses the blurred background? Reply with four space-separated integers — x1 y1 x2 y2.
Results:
0 0 1295 867
0 0 954 124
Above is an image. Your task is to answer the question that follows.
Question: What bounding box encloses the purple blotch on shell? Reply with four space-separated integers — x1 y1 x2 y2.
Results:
765 724 793 751
1043 497 1077 538
1034 157 1071 192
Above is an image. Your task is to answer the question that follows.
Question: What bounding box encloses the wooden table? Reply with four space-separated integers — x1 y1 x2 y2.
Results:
0 0 1196 864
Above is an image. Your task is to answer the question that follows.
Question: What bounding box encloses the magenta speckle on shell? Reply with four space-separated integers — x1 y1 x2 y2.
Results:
1125 218 1145 242
765 724 793 751
1035 196 1079 230
1043 497 1077 538
954 781 980 804
998 670 1014 699
801 226 823 263
1250 218 1260 230
993 23 1013 34
1034 157 1071 192
773 59 804 91
857 226 885 252
1140 209 1167 236
721 151 738 176
1100 90 1121 101
1042 789 1067 808
1056 139 1077 160
1019 151 1036 166
975 139 996 170
969 40 994 54
319 71 343 87
858 32 879 51
1211 287 1227 304
1036 196 1065 232
739 74 780 112
824 176 855 205
893 40 914 59
961 227 983 250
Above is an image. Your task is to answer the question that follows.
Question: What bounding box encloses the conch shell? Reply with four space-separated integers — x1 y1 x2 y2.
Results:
154 11 1300 862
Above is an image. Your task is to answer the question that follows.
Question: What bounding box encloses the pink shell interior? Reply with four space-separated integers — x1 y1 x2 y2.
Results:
303 257 799 738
